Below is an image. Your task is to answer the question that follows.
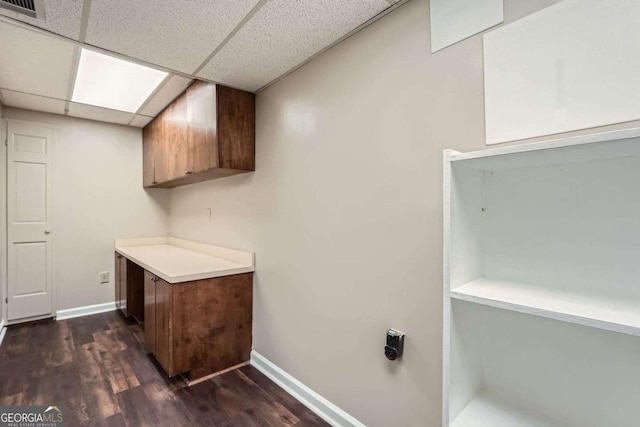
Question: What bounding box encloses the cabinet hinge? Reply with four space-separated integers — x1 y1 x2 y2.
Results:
5 297 7 304
4 138 7 147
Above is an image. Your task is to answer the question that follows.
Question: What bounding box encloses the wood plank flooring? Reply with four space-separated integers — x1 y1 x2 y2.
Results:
0 311 329 427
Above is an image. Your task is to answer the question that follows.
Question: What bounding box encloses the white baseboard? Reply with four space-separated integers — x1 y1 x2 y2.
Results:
0 318 6 348
250 351 365 427
56 302 117 321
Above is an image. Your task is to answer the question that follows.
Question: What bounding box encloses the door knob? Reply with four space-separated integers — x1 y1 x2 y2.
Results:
44 230 51 235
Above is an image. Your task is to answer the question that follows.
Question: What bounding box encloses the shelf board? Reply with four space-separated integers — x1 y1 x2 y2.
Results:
450 278 640 336
450 393 562 427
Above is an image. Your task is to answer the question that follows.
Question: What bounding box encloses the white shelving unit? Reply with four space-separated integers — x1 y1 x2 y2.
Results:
443 129 640 427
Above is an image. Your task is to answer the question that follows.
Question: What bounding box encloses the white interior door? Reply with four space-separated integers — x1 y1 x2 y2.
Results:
6 120 53 322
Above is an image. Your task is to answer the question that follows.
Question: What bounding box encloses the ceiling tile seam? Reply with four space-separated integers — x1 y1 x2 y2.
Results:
0 87 68 103
191 0 270 77
132 73 174 118
256 0 410 93
0 15 205 84
65 44 82 113
0 86 147 117
78 0 92 42
126 114 139 127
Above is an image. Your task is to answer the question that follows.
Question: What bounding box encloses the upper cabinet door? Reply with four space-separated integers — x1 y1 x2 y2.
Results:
216 85 255 171
142 120 160 187
187 80 218 174
165 94 189 181
142 127 153 187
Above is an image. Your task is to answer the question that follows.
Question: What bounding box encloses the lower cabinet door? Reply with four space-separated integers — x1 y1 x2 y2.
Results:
115 253 122 310
119 257 128 314
154 278 173 375
144 271 156 354
125 261 145 320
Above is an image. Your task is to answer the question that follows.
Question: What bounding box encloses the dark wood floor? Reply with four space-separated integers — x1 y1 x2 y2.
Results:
0 311 329 427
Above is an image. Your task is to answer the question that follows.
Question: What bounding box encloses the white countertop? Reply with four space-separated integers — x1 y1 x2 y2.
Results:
115 237 255 284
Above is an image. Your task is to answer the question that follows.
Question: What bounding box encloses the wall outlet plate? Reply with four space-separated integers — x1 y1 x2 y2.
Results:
100 271 109 284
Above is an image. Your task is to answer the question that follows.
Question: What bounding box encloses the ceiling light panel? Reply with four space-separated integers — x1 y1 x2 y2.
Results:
72 48 167 113
0 0 83 39
85 0 260 74
196 0 391 91
0 20 75 98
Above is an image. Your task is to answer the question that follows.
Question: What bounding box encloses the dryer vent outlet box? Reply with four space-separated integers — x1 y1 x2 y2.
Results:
0 0 44 19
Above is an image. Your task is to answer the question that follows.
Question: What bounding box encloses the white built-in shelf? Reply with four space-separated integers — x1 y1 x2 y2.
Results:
450 278 640 337
451 393 562 427
444 129 640 427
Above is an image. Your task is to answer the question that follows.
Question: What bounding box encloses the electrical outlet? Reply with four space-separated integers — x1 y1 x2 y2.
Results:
99 271 109 284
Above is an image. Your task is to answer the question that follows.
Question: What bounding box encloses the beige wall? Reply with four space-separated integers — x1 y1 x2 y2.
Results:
2 108 170 312
0 0 636 423
0 101 5 325
167 0 640 425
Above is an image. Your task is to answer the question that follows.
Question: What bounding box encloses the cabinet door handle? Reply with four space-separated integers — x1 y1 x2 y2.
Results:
152 181 158 185
184 171 193 175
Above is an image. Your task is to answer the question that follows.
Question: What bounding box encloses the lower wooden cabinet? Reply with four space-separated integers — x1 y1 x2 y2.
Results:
143 270 253 379
114 253 144 319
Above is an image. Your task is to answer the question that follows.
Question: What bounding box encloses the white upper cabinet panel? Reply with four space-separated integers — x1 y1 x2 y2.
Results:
0 21 75 99
0 0 83 39
430 0 503 52
196 0 391 92
484 0 640 145
85 0 261 74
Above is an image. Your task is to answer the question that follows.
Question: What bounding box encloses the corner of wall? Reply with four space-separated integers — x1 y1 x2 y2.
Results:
0 103 6 327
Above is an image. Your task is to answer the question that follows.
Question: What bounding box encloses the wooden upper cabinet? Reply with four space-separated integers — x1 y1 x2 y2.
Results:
142 80 255 188
142 122 157 187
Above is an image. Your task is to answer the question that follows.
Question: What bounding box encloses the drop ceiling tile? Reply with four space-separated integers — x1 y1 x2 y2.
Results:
139 74 192 117
129 115 154 128
196 0 391 91
0 0 84 39
68 102 134 125
0 21 75 99
85 0 261 74
0 90 66 114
